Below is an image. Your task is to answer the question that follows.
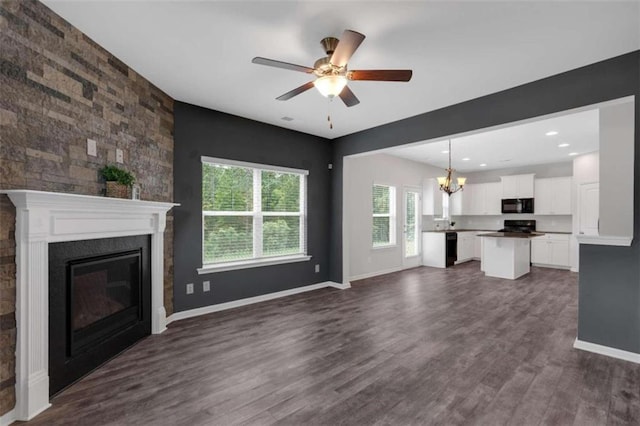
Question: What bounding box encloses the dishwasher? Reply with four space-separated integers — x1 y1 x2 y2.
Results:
445 232 457 267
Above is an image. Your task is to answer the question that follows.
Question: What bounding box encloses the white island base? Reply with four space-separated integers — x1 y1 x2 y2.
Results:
481 236 531 279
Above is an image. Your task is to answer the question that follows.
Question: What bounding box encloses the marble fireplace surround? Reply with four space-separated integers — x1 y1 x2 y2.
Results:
1 190 177 421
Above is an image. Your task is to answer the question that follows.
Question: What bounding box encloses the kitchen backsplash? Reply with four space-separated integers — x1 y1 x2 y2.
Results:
423 214 572 233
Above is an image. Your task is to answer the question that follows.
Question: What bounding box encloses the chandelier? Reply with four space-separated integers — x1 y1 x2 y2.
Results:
437 139 466 196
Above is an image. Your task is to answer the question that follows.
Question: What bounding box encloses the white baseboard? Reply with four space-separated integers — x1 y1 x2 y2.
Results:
574 338 640 364
0 409 15 426
349 266 405 282
326 281 351 290
167 281 349 324
531 263 571 270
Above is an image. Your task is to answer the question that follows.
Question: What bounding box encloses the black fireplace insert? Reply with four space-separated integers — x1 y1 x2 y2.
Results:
49 235 151 396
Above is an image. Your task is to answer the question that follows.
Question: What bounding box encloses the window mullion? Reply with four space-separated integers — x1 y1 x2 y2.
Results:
253 169 262 259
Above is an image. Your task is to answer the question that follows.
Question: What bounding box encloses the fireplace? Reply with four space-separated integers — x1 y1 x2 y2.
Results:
1 190 177 421
48 236 151 395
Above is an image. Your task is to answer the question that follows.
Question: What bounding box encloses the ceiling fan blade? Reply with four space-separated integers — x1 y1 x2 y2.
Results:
276 81 315 101
252 57 314 74
348 70 413 82
330 30 365 67
339 86 360 107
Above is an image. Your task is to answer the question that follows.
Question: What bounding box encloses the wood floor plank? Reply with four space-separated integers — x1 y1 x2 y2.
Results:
22 262 640 425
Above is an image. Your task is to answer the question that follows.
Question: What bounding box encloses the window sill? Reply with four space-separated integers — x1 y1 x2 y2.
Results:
372 244 397 250
198 254 312 274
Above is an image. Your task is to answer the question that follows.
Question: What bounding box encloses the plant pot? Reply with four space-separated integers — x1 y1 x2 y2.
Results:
105 181 130 199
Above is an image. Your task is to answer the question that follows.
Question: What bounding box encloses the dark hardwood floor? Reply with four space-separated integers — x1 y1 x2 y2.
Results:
24 261 640 425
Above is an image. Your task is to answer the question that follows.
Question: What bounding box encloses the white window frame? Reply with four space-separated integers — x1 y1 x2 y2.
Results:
198 156 310 274
372 183 397 249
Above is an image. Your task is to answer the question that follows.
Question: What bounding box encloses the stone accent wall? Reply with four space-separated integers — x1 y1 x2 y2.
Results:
0 0 174 415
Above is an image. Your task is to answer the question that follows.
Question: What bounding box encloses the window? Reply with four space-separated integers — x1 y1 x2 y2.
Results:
372 184 396 247
200 157 308 272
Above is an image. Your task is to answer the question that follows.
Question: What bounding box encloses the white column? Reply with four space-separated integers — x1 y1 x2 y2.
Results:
151 213 167 334
15 209 51 420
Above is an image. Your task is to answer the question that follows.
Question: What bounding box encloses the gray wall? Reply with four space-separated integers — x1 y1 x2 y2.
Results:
330 51 640 353
173 102 332 312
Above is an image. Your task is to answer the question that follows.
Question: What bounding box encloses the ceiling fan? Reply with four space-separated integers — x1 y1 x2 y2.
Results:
252 29 413 107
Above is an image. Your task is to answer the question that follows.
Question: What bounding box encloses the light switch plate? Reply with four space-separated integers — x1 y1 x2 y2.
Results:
315 264 320 273
186 283 194 294
87 138 97 156
116 148 123 163
203 281 210 292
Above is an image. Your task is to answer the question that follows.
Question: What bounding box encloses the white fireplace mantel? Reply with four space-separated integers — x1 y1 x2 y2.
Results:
1 190 178 421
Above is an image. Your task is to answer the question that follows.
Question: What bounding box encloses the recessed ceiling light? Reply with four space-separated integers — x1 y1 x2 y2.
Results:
441 150 449 154
569 152 578 156
546 131 558 136
479 163 487 167
281 116 294 121
462 157 470 161
558 143 570 148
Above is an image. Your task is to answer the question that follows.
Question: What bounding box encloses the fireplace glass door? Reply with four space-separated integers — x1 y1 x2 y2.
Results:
69 250 141 356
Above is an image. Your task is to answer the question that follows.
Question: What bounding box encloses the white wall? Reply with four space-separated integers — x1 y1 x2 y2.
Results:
461 161 573 184
345 153 441 280
599 101 634 237
571 152 600 271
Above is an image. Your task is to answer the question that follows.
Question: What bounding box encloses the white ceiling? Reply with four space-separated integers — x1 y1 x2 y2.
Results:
42 1 639 139
388 108 599 172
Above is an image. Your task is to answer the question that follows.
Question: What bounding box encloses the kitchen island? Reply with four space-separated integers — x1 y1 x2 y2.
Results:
478 232 543 279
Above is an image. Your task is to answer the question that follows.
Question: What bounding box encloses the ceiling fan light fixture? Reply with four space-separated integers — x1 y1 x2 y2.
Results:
313 75 347 98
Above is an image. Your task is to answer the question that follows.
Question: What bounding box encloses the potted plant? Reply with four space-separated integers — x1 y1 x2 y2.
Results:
100 165 135 198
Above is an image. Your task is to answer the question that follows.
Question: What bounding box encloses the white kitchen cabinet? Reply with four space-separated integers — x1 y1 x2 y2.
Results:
474 234 482 259
450 190 463 216
534 177 572 215
422 178 443 216
484 183 502 215
456 231 476 263
501 174 535 199
461 185 474 215
530 233 570 268
422 232 446 268
465 183 501 215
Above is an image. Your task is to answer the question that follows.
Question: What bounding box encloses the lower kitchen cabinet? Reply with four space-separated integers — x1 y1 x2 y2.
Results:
530 234 570 269
456 231 477 264
422 232 446 268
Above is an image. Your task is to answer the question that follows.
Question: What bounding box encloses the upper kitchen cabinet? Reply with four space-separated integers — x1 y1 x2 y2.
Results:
423 178 443 216
501 174 535 198
534 177 572 215
457 182 501 215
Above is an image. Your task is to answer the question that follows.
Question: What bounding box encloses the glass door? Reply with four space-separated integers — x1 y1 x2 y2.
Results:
403 188 421 267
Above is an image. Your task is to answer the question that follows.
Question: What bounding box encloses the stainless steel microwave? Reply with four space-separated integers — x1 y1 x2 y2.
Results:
501 198 534 214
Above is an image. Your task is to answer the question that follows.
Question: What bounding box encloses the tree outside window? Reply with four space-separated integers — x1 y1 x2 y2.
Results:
372 184 396 247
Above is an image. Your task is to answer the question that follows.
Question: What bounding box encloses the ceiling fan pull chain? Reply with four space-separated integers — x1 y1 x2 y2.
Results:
327 98 334 129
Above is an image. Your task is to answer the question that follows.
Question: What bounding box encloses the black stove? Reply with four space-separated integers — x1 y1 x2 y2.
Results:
498 220 536 233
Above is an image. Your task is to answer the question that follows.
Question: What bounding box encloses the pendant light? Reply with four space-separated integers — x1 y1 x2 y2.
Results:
437 139 466 196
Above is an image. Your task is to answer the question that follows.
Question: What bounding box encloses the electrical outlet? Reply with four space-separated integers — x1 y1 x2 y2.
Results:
186 283 194 294
315 264 320 273
203 281 210 292
116 148 124 163
87 138 97 156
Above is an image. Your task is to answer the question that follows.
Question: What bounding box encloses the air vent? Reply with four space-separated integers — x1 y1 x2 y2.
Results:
281 116 294 122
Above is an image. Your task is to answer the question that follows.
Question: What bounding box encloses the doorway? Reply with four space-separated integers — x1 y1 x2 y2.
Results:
403 187 422 268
